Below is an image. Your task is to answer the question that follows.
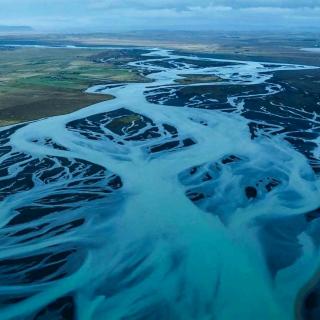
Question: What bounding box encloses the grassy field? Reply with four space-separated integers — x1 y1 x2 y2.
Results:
0 47 148 126
176 74 222 84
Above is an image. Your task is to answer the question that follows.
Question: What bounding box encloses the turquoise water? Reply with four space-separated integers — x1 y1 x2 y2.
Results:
0 48 320 319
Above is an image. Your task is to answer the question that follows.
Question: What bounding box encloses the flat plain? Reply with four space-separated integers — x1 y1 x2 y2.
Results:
0 46 148 126
0 32 319 126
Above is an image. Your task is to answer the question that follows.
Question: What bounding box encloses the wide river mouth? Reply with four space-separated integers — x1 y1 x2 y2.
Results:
0 47 320 320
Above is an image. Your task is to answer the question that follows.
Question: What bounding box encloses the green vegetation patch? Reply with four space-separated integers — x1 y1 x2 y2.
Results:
0 47 149 126
176 74 223 84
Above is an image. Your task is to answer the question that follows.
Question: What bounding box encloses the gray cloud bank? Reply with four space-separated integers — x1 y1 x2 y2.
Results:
0 0 319 32
91 0 320 9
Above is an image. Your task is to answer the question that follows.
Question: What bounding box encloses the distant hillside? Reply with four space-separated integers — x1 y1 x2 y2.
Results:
0 25 33 32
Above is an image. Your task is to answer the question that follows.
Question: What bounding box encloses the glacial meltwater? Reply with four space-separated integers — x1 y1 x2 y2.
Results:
1 48 320 320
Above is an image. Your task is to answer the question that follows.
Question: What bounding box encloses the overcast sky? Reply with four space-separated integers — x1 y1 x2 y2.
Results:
1 0 320 32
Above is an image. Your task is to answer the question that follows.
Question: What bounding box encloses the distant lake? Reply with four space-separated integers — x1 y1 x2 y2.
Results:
301 47 320 53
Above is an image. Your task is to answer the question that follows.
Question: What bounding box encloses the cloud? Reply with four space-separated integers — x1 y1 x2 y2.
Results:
89 0 320 10
0 0 319 32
